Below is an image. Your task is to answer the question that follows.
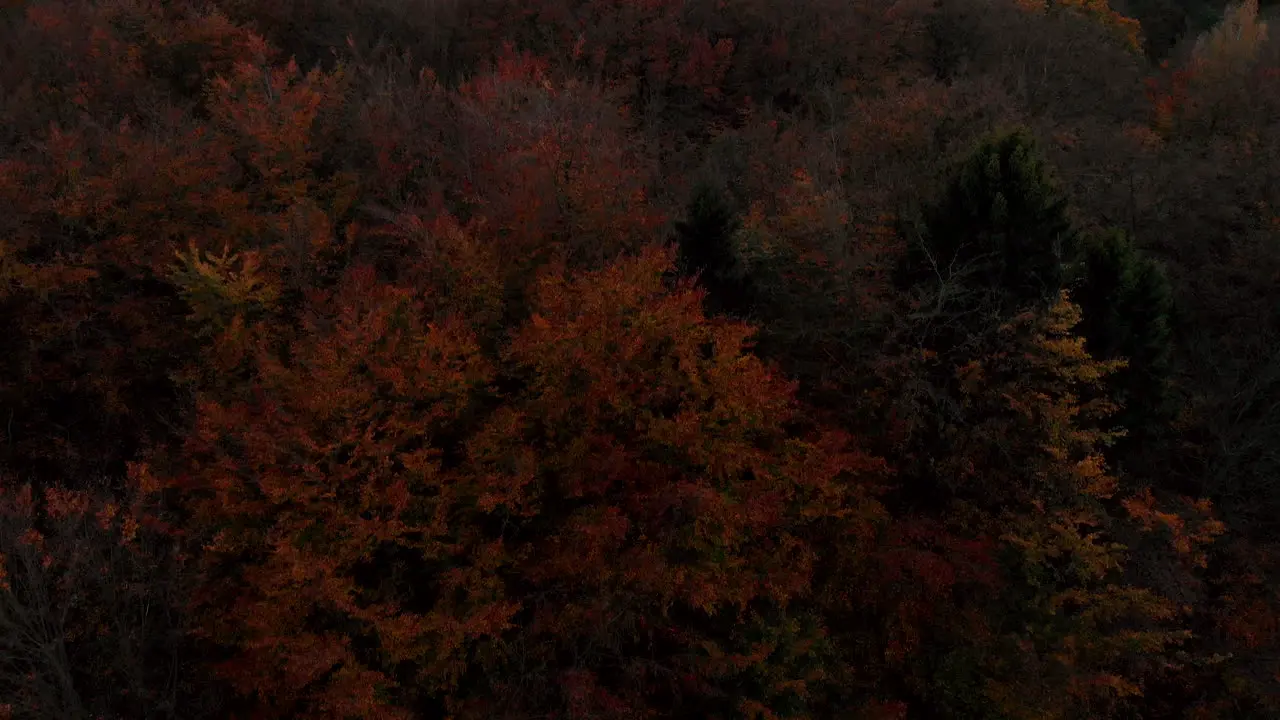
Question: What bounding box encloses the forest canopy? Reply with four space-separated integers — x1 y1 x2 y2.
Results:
2 0 1280 718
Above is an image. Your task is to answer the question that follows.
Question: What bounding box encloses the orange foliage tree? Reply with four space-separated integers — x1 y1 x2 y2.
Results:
879 295 1220 718
154 244 887 718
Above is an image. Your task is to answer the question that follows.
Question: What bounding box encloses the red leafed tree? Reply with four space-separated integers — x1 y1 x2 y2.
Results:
0 1 356 488
0 1 268 486
346 43 666 285
448 45 665 276
462 244 887 717
160 243 886 718
169 260 496 718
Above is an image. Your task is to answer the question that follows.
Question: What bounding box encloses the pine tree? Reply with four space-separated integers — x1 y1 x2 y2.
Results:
904 128 1081 323
1075 229 1176 438
673 182 755 317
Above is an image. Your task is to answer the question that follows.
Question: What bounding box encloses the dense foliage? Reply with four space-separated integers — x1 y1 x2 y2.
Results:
3 0 1280 717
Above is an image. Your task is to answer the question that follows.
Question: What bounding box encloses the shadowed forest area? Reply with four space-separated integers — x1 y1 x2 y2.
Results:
5 0 1280 717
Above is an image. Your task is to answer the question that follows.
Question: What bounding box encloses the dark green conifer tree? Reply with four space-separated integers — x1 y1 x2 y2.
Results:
902 128 1081 323
1075 228 1176 438
673 182 755 317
